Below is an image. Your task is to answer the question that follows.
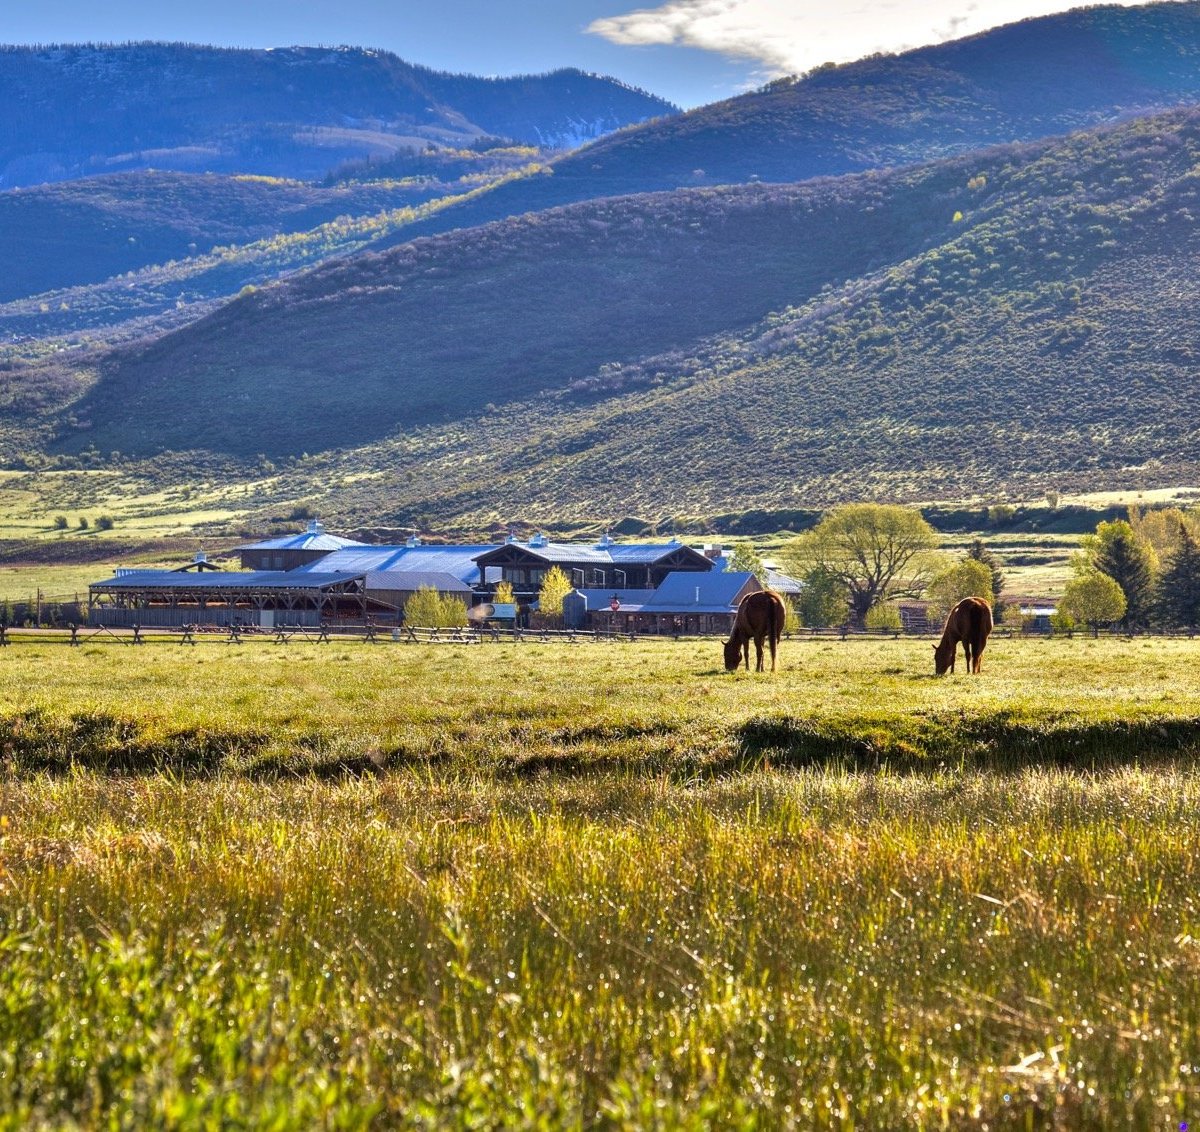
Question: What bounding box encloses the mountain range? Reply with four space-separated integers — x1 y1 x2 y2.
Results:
2 3 1200 532
0 42 675 188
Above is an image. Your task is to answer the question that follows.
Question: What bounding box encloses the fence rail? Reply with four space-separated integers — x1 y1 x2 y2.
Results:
0 623 1195 648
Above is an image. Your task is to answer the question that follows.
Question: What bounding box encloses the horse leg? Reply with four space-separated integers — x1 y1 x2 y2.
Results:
754 634 765 672
769 634 777 672
742 640 750 671
963 641 973 673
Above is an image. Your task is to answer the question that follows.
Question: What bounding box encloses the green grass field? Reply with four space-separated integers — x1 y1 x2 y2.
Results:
1 636 1198 1127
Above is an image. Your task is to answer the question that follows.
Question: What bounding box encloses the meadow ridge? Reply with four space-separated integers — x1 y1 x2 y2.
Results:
1 636 1199 1126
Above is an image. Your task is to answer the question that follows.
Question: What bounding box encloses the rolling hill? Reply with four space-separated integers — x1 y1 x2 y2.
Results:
25 106 1200 526
0 43 676 188
381 2 1200 244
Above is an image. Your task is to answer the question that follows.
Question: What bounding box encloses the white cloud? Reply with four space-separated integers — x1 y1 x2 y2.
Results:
588 0 1147 79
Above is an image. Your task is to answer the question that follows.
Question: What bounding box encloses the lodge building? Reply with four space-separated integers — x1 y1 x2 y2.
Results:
87 521 797 632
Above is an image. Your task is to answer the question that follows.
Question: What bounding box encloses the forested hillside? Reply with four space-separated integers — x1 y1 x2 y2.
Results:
386 2 1200 243
25 107 1200 523
0 43 675 188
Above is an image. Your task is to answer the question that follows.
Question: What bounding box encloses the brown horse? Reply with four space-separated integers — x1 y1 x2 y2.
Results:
933 596 993 675
724 590 786 672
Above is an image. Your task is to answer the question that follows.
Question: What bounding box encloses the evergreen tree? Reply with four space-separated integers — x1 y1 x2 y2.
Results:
966 538 1005 606
1089 520 1155 629
1156 524 1200 629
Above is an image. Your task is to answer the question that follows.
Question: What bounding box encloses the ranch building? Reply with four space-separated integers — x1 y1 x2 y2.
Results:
87 524 792 632
563 569 763 635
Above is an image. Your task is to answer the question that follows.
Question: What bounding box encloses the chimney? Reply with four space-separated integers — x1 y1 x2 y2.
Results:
306 519 324 535
406 535 422 548
193 551 208 565
702 543 723 560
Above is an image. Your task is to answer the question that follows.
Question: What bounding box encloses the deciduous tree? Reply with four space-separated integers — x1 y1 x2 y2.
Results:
1059 571 1126 637
537 565 573 621
782 504 938 626
925 558 993 625
727 543 768 585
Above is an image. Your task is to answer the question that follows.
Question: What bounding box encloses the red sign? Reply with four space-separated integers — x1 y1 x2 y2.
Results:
610 596 621 612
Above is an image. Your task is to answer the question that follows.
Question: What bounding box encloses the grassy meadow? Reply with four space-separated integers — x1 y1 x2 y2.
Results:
1 635 1199 1127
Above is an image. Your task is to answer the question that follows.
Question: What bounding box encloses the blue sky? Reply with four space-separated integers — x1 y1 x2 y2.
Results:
0 0 1155 108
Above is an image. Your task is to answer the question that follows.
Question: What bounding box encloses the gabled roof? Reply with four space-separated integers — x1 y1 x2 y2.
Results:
235 521 367 554
474 538 711 570
295 545 497 586
644 570 759 613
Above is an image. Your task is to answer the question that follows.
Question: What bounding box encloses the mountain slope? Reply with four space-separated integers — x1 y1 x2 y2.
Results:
41 105 1200 514
381 1 1200 243
0 43 675 187
0 170 508 304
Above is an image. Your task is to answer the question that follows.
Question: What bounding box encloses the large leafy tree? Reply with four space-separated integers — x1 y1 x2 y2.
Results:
925 558 993 625
782 504 938 626
1087 520 1155 629
1060 571 1127 636
1156 523 1200 629
796 565 849 628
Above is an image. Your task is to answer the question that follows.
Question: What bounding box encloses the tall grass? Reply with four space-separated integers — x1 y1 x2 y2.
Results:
1 638 1199 1125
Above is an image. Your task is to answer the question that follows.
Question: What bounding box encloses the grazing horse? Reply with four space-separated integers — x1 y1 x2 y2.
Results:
724 590 786 672
933 596 993 675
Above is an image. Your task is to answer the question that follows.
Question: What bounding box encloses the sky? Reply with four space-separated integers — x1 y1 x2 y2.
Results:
0 0 1158 108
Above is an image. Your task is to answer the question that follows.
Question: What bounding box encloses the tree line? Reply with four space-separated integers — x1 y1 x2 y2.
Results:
774 502 1200 634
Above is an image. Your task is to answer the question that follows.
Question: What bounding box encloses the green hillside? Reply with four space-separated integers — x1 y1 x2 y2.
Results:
385 2 1200 243
18 107 1200 524
0 164 539 305
0 157 544 342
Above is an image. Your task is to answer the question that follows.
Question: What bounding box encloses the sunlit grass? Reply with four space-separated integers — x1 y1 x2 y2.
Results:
1 637 1199 1125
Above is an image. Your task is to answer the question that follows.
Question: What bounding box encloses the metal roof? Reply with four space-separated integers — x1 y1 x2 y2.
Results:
604 540 696 564
294 545 497 585
364 570 473 593
765 570 804 595
477 538 704 568
91 570 362 591
235 532 366 553
644 571 758 612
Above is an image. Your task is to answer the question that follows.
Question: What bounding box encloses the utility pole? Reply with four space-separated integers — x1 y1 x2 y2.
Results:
35 587 42 628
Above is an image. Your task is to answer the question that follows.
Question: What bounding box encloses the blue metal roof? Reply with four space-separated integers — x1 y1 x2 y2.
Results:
603 540 692 564
479 538 706 568
295 545 498 585
364 570 473 593
235 524 367 553
91 570 363 590
644 571 758 613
